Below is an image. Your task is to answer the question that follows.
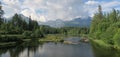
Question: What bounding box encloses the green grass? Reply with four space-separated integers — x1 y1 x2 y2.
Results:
39 34 64 42
0 42 16 48
0 42 16 45
93 40 111 47
89 36 120 51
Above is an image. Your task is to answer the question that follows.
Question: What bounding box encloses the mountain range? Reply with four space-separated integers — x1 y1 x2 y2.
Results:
39 17 92 28
6 14 92 28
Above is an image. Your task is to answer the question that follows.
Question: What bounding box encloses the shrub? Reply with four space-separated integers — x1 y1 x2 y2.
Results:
32 29 44 38
113 29 120 47
0 35 23 42
22 31 32 37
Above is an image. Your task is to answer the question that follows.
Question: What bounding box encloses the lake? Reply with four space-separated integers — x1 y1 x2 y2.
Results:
92 41 120 57
0 37 120 57
0 37 95 57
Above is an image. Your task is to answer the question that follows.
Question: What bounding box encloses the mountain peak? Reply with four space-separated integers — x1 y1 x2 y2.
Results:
39 17 92 28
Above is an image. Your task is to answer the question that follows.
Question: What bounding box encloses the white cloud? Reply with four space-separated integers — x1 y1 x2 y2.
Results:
1 0 120 22
1 0 21 17
84 0 120 17
40 16 46 22
103 1 120 8
101 1 120 12
21 9 32 18
85 1 99 5
0 0 86 22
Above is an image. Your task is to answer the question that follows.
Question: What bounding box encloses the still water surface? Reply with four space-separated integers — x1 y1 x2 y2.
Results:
1 37 120 57
0 37 94 57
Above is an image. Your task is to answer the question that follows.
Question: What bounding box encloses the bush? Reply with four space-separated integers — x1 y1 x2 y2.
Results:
0 34 1 37
32 29 44 38
113 29 120 46
22 31 32 37
0 35 23 42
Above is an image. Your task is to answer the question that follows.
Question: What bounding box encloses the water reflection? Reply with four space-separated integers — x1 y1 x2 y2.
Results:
0 39 42 57
0 38 94 57
92 41 120 57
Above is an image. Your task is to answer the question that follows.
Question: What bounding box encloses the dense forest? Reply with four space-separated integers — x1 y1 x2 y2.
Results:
90 5 120 48
0 4 89 43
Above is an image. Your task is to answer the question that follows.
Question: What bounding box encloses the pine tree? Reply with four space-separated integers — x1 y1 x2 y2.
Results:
28 16 39 31
98 5 103 19
28 16 32 30
0 2 4 25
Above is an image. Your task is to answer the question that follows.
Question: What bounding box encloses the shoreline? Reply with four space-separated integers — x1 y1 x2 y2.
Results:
89 38 120 51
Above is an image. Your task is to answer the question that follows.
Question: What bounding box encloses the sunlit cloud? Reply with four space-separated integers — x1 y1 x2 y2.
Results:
0 0 120 22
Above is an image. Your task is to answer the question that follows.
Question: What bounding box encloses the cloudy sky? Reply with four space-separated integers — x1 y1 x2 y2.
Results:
0 0 120 22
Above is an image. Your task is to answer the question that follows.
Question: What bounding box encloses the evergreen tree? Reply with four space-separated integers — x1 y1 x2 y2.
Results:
90 4 120 46
0 2 4 25
28 16 33 30
90 5 103 34
28 16 39 31
98 5 103 19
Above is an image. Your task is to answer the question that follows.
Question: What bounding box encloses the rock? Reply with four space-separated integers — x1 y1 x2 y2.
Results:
80 38 89 43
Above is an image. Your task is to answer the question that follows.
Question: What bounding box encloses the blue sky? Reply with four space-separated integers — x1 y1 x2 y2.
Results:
0 0 120 22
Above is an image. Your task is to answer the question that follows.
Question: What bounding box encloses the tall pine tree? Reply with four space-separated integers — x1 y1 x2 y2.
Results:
0 2 4 25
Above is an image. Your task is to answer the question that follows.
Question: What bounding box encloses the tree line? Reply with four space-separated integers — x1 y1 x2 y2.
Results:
90 5 120 47
0 4 89 42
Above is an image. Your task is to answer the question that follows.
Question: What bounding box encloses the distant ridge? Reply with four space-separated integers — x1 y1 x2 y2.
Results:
39 17 92 28
5 14 92 28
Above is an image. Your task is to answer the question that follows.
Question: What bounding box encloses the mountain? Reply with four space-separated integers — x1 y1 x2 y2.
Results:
5 14 92 28
19 14 30 23
5 14 30 23
39 19 65 28
64 17 91 27
39 17 92 27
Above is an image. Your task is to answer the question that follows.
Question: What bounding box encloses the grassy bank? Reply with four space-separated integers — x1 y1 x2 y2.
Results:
90 39 120 57
89 37 120 51
0 34 31 47
39 34 64 42
90 39 111 48
0 42 17 48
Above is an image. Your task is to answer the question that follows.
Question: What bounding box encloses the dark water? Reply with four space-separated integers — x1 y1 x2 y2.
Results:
1 37 120 57
91 41 120 57
0 37 95 57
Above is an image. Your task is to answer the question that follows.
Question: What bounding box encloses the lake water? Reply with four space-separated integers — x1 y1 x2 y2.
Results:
1 37 120 57
0 37 95 57
92 41 120 57
2 37 120 57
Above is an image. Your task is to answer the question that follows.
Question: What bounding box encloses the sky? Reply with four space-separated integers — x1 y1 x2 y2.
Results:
0 0 120 22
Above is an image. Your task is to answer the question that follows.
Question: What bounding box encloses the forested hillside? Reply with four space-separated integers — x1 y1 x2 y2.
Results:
0 3 89 43
90 5 120 47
